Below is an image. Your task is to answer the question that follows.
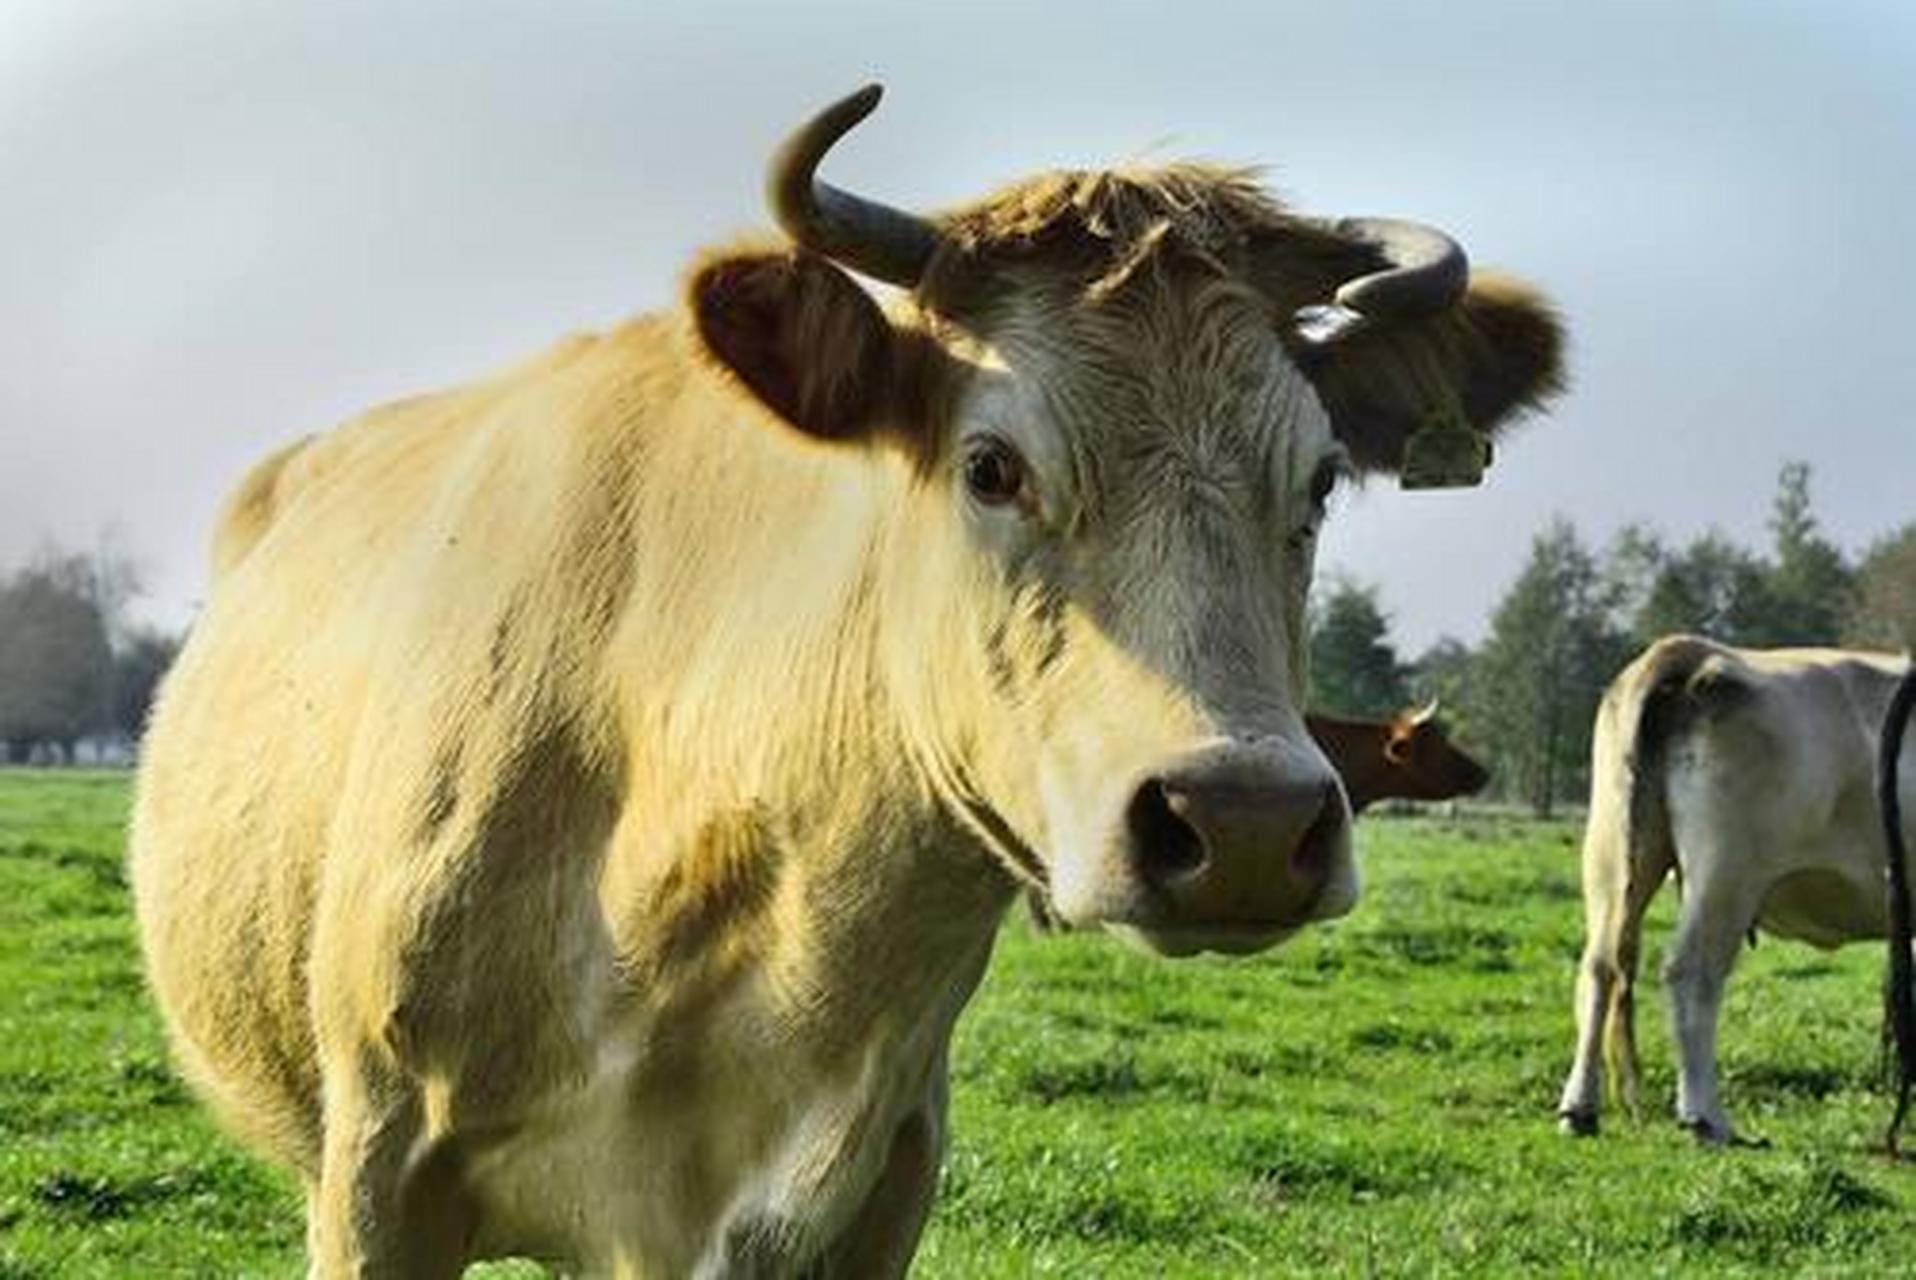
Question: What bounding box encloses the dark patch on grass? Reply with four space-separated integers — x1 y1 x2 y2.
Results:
0 1252 50 1280
1016 1053 1211 1105
1231 1128 1457 1203
1772 959 1840 982
1443 872 1580 908
113 1052 192 1107
1306 947 1347 975
1351 922 1517 971
1046 1008 1147 1037
32 1171 138 1221
1350 1021 1455 1053
1731 1060 1864 1101
0 1068 61 1135
1142 1005 1225 1032
0 839 127 892
1055 1192 1183 1243
30 1166 231 1224
1667 1158 1896 1256
1217 1043 1335 1080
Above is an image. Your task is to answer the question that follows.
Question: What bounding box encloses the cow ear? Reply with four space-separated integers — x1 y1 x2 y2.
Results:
1382 732 1413 765
1256 225 1565 473
690 247 902 444
1301 273 1565 473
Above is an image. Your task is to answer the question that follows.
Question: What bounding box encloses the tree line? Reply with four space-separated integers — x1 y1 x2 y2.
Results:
0 546 180 763
1311 462 1916 815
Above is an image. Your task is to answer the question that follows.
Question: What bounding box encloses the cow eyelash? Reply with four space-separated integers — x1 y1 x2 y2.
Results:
1287 461 1344 551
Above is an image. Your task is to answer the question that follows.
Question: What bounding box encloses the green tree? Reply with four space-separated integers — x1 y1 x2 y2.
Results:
110 627 182 744
1600 523 1666 631
1308 578 1409 717
1844 522 1916 653
1408 635 1485 756
1748 460 1851 645
1410 636 1475 709
1475 518 1630 815
1635 532 1773 645
0 561 115 762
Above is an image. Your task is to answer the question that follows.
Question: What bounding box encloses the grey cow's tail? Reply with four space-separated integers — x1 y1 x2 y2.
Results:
1597 637 1729 1112
1881 658 1916 1156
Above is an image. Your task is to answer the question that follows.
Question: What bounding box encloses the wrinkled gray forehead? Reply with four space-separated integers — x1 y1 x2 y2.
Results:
974 277 1335 505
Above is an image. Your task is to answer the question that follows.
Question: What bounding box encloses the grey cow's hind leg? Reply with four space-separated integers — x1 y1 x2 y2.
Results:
1662 868 1765 1146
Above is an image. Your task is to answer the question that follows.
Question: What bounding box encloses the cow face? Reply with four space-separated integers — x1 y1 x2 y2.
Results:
690 94 1561 954
909 262 1357 955
1384 708 1492 801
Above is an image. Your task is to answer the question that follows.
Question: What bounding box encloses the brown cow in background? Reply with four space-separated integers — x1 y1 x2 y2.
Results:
1308 702 1490 813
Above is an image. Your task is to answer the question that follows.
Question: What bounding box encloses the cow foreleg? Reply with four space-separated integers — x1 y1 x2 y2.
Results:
821 1079 947 1278
1663 875 1763 1146
307 1057 476 1279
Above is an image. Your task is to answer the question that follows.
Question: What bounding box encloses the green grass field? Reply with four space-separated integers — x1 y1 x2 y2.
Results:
2 769 1912 1277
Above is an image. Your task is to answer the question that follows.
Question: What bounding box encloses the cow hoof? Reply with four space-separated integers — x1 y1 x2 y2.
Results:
1558 1109 1599 1137
1678 1117 1733 1146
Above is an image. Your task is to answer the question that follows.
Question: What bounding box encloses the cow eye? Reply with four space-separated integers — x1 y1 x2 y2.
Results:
1308 460 1340 511
964 437 1027 507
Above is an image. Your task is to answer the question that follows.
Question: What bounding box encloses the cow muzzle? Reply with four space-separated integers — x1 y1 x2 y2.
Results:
1091 740 1356 955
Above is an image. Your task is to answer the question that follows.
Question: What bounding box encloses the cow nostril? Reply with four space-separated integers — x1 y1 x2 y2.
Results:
1290 785 1345 883
1127 778 1206 885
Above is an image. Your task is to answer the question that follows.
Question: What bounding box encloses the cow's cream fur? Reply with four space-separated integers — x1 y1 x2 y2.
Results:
135 159 1562 1275
1558 637 1916 1144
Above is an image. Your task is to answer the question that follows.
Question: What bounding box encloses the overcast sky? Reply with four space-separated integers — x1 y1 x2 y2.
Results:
5 1 1913 651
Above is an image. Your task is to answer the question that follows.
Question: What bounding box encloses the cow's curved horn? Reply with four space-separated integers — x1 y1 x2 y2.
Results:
767 84 938 288
1295 217 1469 345
1409 698 1441 726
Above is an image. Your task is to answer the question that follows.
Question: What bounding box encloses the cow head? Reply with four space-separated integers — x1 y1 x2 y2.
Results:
689 87 1560 954
1382 702 1491 801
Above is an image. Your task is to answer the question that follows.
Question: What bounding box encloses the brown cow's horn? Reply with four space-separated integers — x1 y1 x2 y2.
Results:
1410 698 1441 726
1295 216 1469 345
767 84 938 288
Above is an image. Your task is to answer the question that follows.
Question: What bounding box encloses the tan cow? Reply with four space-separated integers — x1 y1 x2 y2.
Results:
1557 636 1916 1145
133 86 1563 1275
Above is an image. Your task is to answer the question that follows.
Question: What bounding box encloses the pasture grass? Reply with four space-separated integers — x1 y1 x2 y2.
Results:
1 768 1911 1276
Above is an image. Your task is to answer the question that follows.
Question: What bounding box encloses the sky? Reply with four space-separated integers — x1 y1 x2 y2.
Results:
4 0 1914 652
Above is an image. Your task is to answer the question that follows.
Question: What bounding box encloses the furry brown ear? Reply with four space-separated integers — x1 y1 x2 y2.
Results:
1382 728 1414 766
1300 274 1566 473
690 249 899 443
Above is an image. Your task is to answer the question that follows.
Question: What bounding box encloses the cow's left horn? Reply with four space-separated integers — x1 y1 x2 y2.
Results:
767 84 939 288
1296 217 1469 344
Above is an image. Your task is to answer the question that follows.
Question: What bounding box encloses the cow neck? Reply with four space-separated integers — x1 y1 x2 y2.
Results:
599 372 1015 1047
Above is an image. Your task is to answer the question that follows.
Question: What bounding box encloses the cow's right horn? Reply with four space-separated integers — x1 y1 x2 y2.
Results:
767 84 939 288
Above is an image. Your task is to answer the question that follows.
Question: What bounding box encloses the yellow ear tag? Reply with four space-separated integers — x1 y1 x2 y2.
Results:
1400 402 1491 490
